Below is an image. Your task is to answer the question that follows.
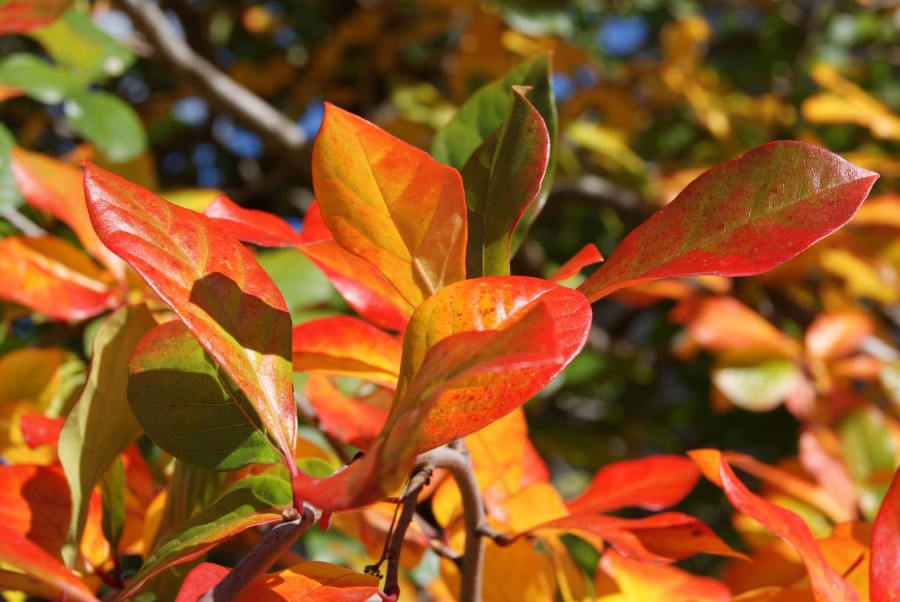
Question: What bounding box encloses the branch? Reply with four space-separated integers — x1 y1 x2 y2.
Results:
114 0 307 165
0 205 47 236
382 468 432 599
199 505 319 602
416 447 485 602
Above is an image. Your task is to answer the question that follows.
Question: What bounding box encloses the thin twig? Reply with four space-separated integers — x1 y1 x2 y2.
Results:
0 206 47 236
199 505 319 602
382 468 433 598
114 0 307 165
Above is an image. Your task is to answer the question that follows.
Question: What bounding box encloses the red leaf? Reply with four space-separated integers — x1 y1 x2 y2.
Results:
203 195 305 247
0 0 72 34
566 455 701 514
298 201 411 331
579 142 878 302
83 164 297 472
291 316 402 389
312 103 467 308
0 235 118 320
0 465 70 558
690 449 859 602
549 243 604 282
305 375 389 450
871 467 900 602
19 413 63 449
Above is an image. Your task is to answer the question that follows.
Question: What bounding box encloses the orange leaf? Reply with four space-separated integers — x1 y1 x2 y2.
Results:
305 375 389 451
0 235 118 320
599 549 731 602
292 316 401 389
312 103 467 308
0 465 70 558
804 311 873 362
550 243 604 282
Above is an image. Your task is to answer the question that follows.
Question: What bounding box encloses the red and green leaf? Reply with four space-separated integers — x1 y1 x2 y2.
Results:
83 164 297 472
312 103 467 308
203 195 304 247
579 142 878 302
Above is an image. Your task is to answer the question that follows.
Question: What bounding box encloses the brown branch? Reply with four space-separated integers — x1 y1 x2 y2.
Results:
113 0 307 166
382 468 432 598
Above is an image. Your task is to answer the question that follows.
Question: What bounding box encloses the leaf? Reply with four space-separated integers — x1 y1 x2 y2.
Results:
579 142 879 302
305 375 390 451
804 311 873 362
11 146 125 277
19 412 63 448
432 55 557 251
203 195 304 247
84 163 297 473
298 201 412 331
871 467 900 602
128 319 282 470
256 248 334 322
100 456 126 552
291 316 402 389
154 461 230 550
0 464 70 558
312 103 467 308
0 123 24 212
176 561 381 602
689 449 859 602
0 53 80 103
566 455 701 515
599 549 731 602
0 0 71 33
0 235 118 320
712 358 801 413
460 86 549 277
0 525 97 602
59 303 157 566
0 347 78 408
550 244 604 283
117 475 291 600
293 277 591 511
65 90 147 162
27 8 134 81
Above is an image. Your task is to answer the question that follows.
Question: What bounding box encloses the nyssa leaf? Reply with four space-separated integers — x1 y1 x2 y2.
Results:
600 549 731 602
128 319 282 471
0 0 72 34
460 86 549 277
203 195 304 247
305 375 389 451
312 103 467 308
871 467 900 602
59 303 157 566
0 464 70 559
579 142 878 302
83 164 297 471
549 244 604 283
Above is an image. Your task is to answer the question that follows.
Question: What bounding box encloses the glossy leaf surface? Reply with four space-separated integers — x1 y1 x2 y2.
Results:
118 476 291 600
176 561 381 601
871 467 900 602
460 86 549 277
291 316 401 389
203 195 304 247
690 449 859 602
0 235 117 320
312 103 467 308
0 0 72 34
59 304 156 566
579 142 878 302
84 164 297 469
298 201 411 331
128 319 282 470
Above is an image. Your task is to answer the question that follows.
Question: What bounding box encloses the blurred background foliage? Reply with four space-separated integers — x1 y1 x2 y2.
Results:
3 0 900 584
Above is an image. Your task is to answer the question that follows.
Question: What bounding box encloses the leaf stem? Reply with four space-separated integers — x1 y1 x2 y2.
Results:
382 468 433 598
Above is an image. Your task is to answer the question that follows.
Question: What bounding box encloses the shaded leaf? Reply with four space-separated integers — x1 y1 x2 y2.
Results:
128 319 282 470
0 123 24 212
460 86 549 277
0 464 70 558
305 375 389 450
100 455 126 552
291 316 401 389
871 467 900 602
65 90 147 162
84 164 297 472
312 103 467 308
0 0 72 33
0 53 79 103
203 195 304 247
59 303 157 566
117 476 291 600
579 142 878 302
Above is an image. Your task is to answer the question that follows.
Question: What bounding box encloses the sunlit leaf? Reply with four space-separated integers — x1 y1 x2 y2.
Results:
203 195 304 247
65 90 147 162
84 164 297 472
460 86 549 277
128 319 282 470
312 103 467 308
117 476 291 600
305 375 389 451
579 142 878 302
550 244 604 283
599 549 731 602
0 235 117 320
0 0 72 33
59 304 156 566
871 467 900 602
804 311 873 362
291 316 401 389
712 358 801 413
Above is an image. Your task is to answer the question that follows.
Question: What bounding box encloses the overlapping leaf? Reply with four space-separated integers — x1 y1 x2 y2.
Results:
311 103 467 308
0 464 70 558
598 549 731 602
549 244 604 283
871 467 900 602
291 316 402 388
305 375 389 451
83 164 297 471
579 142 878 302
0 0 72 34
203 195 304 247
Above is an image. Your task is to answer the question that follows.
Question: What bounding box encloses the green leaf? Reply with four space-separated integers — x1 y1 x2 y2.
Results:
65 90 146 162
839 408 898 520
460 86 549 277
154 461 229 550
28 9 135 82
0 124 24 212
256 249 335 322
128 320 282 471
432 55 557 251
711 357 800 412
100 455 126 552
59 304 157 567
0 53 80 103
118 475 292 600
